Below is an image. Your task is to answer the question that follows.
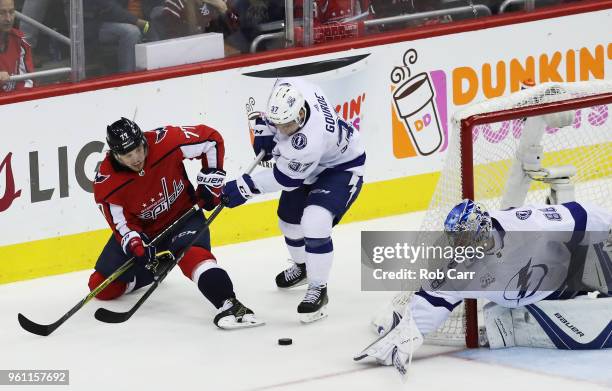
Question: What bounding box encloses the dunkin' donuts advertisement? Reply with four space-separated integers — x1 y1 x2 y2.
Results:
390 49 449 159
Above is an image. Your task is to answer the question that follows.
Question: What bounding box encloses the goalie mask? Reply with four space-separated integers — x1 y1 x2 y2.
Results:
266 83 306 130
444 199 492 248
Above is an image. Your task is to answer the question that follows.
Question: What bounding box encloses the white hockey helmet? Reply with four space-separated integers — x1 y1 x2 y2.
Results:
266 83 306 127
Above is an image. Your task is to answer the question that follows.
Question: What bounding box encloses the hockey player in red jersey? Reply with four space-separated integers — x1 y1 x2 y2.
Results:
90 117 262 329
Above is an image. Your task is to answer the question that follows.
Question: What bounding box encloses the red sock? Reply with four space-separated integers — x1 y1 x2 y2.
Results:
178 247 216 280
88 271 127 300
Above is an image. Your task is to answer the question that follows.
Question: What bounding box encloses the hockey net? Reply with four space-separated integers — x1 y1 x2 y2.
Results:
416 80 612 347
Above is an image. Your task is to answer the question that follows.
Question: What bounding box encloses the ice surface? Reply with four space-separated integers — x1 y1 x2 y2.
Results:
1 212 610 391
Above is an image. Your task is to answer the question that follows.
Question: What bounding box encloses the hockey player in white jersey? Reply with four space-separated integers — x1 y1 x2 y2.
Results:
222 77 365 322
355 199 612 376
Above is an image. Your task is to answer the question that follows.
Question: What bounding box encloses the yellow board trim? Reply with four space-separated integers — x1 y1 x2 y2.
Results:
2 141 609 285
0 173 440 285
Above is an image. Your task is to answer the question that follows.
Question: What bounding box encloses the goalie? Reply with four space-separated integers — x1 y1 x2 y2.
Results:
355 199 612 376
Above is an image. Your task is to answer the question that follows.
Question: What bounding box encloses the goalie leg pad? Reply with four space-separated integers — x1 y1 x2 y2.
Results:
483 297 612 349
515 297 612 349
483 302 516 348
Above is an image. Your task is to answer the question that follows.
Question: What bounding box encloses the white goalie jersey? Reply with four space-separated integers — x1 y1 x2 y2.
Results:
421 201 611 305
251 77 366 193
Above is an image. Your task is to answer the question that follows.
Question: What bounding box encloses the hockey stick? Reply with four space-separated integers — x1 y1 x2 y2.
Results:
17 205 203 336
94 151 265 324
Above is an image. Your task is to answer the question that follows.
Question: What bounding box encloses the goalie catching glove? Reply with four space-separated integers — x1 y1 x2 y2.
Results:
197 168 226 210
355 306 423 379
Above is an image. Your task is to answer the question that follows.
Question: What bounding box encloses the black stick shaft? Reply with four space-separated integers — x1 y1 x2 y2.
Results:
17 205 202 336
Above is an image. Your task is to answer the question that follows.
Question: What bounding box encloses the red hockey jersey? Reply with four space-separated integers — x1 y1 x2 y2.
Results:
316 0 356 23
94 125 224 244
0 28 34 92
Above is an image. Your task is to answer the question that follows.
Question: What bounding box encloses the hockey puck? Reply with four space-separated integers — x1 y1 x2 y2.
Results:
278 338 292 346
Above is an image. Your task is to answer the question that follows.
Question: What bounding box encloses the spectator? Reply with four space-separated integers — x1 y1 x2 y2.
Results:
125 0 165 41
19 0 69 53
224 0 271 53
315 0 358 24
0 0 34 92
84 0 160 73
155 0 228 39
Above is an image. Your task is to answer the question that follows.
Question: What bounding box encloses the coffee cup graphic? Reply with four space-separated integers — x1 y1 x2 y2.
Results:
393 72 443 156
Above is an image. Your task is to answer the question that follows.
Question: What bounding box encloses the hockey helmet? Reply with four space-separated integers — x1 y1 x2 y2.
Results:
106 117 145 155
444 199 492 248
266 82 306 127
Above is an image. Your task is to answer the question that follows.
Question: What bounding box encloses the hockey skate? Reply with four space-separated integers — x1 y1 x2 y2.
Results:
354 307 423 378
275 261 307 288
214 298 265 330
297 283 328 323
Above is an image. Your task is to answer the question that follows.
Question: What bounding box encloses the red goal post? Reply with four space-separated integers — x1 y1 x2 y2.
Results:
420 80 612 348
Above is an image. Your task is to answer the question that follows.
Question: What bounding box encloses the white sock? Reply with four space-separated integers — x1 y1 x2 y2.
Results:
279 219 306 264
302 205 335 286
305 249 333 285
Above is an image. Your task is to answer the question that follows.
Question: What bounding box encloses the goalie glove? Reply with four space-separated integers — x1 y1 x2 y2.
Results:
355 308 423 379
252 117 276 161
197 168 226 211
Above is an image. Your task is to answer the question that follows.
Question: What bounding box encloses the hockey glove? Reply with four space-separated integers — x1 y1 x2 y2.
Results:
221 174 260 208
252 117 276 161
197 168 227 211
354 314 423 378
121 231 156 266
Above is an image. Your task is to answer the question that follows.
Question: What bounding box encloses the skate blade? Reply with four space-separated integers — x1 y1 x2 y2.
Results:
217 314 266 330
299 305 328 323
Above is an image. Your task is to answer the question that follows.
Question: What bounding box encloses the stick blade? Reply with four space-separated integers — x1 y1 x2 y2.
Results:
94 307 132 324
18 313 56 336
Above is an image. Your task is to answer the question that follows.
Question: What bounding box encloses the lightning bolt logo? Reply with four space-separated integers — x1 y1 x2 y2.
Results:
504 258 549 305
516 258 534 300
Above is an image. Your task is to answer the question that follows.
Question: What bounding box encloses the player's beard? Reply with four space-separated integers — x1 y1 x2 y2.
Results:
128 161 145 172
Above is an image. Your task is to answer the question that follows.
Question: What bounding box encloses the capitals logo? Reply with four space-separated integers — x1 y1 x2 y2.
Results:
154 127 168 144
138 177 185 220
94 171 110 184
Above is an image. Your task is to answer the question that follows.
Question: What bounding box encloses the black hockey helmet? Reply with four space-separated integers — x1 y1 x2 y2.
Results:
106 117 145 155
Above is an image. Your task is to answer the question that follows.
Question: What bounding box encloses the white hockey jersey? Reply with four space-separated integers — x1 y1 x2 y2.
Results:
251 77 366 193
409 201 612 336
434 201 611 301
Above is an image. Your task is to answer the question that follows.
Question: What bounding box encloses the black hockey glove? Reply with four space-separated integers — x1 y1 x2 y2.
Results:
197 168 227 211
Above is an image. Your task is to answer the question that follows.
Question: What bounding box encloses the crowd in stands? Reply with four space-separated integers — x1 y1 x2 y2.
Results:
0 0 588 92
